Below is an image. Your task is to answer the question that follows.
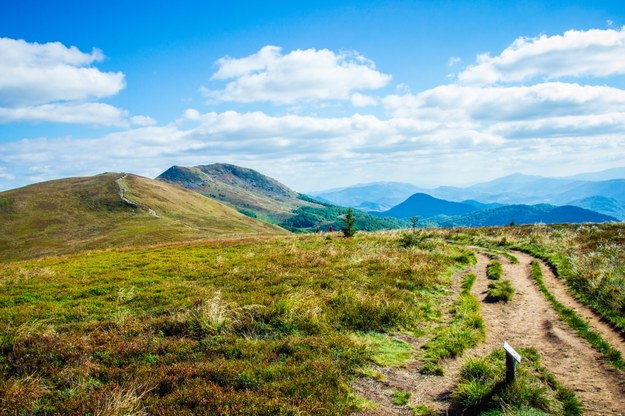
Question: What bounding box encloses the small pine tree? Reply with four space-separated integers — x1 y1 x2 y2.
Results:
409 216 419 234
342 208 356 237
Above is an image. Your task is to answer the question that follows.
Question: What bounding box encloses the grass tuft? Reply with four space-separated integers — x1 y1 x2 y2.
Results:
451 348 582 416
487 280 516 303
487 260 503 280
392 389 412 405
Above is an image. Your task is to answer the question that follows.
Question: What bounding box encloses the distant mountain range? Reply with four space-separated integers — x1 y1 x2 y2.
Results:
310 182 421 212
312 167 625 220
2 164 621 262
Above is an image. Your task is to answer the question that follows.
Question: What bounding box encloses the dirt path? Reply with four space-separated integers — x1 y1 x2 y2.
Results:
472 251 625 415
352 250 625 415
536 257 625 358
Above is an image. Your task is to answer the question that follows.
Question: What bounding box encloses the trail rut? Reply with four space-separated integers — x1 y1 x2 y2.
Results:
352 249 625 415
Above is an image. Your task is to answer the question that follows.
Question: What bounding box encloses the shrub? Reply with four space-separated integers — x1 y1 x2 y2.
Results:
341 208 357 237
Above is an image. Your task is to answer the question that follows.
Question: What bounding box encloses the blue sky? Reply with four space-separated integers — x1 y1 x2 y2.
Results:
1 0 625 192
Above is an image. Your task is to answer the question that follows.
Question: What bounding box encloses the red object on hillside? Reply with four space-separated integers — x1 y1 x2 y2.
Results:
329 225 334 232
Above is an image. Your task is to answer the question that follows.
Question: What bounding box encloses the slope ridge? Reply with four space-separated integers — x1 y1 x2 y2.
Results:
0 173 284 261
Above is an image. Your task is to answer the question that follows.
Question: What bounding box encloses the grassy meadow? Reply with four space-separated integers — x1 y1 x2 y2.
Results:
0 231 474 414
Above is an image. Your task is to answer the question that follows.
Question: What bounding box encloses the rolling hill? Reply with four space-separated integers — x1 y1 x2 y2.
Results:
158 164 406 232
0 173 285 261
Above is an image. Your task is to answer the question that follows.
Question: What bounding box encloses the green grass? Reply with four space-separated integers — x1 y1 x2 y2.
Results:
487 279 516 303
392 390 412 405
410 404 437 415
421 272 485 375
451 348 582 415
529 261 625 370
487 260 503 280
356 333 414 367
0 231 474 414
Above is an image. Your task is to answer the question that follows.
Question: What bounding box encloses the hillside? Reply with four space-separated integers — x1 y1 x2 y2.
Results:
0 173 284 261
158 164 406 232
432 204 617 227
567 196 625 221
375 192 479 219
158 164 303 221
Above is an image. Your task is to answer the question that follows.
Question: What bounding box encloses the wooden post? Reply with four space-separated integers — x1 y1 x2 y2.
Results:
503 341 522 384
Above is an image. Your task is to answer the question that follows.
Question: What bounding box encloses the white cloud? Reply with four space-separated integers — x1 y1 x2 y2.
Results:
204 45 391 104
458 27 625 85
0 37 133 126
0 38 125 106
350 92 378 107
1 107 624 191
0 103 128 125
384 82 625 122
131 115 157 126
183 108 201 120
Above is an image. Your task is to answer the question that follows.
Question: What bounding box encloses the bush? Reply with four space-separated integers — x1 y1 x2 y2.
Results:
342 208 357 237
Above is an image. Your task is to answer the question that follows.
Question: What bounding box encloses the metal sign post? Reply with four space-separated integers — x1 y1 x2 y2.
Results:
503 341 522 384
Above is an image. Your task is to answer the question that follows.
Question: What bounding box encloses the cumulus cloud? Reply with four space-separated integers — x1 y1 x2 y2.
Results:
384 82 625 121
204 45 391 104
0 38 125 106
0 37 131 125
458 27 625 85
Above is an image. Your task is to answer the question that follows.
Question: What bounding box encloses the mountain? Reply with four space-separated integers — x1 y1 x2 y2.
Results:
432 204 617 227
158 164 303 222
375 193 479 219
158 164 406 232
566 196 625 221
0 173 285 261
426 174 585 204
422 174 625 220
565 166 625 181
558 180 625 205
309 182 421 212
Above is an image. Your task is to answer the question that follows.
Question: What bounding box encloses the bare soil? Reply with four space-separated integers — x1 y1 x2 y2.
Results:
352 250 625 415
